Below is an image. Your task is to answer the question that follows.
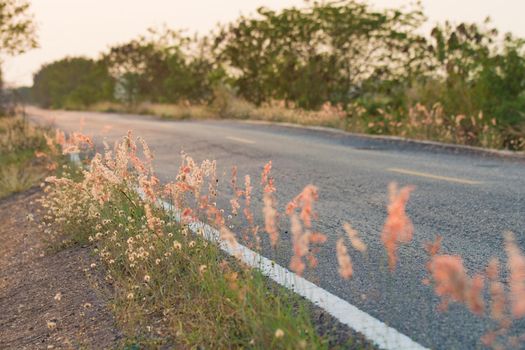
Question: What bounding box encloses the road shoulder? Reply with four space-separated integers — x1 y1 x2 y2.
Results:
0 189 121 349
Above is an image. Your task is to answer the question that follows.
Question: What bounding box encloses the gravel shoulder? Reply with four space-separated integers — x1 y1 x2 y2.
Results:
0 188 121 350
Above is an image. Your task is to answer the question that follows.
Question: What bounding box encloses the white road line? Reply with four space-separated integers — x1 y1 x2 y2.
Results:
387 167 483 185
226 136 256 144
157 198 429 350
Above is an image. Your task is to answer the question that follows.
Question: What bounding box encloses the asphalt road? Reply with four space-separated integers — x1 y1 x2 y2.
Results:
28 107 525 349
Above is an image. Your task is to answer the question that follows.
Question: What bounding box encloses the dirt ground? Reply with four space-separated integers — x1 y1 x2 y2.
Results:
0 188 122 349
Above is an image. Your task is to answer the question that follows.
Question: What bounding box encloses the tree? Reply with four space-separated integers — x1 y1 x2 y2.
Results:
0 0 37 55
104 36 170 104
32 57 114 109
214 0 427 109
414 20 525 147
0 0 37 112
104 29 219 104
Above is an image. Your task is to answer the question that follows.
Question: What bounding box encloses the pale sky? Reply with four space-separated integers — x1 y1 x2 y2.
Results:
3 0 525 87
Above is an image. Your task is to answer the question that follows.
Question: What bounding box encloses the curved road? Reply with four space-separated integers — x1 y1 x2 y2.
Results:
29 107 525 349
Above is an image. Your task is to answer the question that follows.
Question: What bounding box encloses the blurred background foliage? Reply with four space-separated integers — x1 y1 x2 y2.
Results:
13 0 525 150
0 0 37 115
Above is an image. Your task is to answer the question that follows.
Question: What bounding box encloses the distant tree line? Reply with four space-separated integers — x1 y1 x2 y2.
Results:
29 0 525 148
32 57 114 109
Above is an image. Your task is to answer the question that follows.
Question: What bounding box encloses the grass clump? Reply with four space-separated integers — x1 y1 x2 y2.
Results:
0 163 45 197
90 101 216 121
39 132 342 349
0 116 53 198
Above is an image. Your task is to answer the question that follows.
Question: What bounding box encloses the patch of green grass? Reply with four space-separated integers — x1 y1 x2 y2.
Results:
42 181 336 349
89 101 216 121
0 147 36 165
0 162 45 198
38 131 372 349
0 116 52 198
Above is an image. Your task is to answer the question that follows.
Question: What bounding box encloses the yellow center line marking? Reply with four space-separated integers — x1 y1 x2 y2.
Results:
387 168 483 185
226 136 255 144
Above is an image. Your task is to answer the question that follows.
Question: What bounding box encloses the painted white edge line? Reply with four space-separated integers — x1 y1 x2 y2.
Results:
70 153 427 350
157 198 429 350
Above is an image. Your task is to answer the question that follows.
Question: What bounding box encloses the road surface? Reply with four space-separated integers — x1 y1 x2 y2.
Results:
28 107 525 349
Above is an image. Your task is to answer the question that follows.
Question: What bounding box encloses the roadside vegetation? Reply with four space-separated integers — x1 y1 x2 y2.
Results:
0 0 41 198
0 0 37 112
39 131 371 349
36 127 525 349
0 115 53 198
3 0 523 347
23 0 525 151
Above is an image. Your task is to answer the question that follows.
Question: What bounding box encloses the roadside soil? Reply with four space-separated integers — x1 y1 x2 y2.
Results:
0 188 121 350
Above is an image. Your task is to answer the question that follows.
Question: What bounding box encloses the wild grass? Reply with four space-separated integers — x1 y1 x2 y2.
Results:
0 116 52 198
213 94 524 150
39 133 355 349
0 116 46 153
0 164 44 197
85 91 525 151
214 94 345 129
49 182 327 348
89 101 216 121
39 128 525 349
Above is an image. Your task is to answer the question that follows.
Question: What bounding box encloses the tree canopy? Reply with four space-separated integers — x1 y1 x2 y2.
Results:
0 0 37 55
32 57 114 109
29 1 525 149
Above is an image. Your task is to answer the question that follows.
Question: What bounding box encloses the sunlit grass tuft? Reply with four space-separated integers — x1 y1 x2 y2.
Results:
39 133 345 349
0 163 45 198
0 116 52 198
90 101 216 120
